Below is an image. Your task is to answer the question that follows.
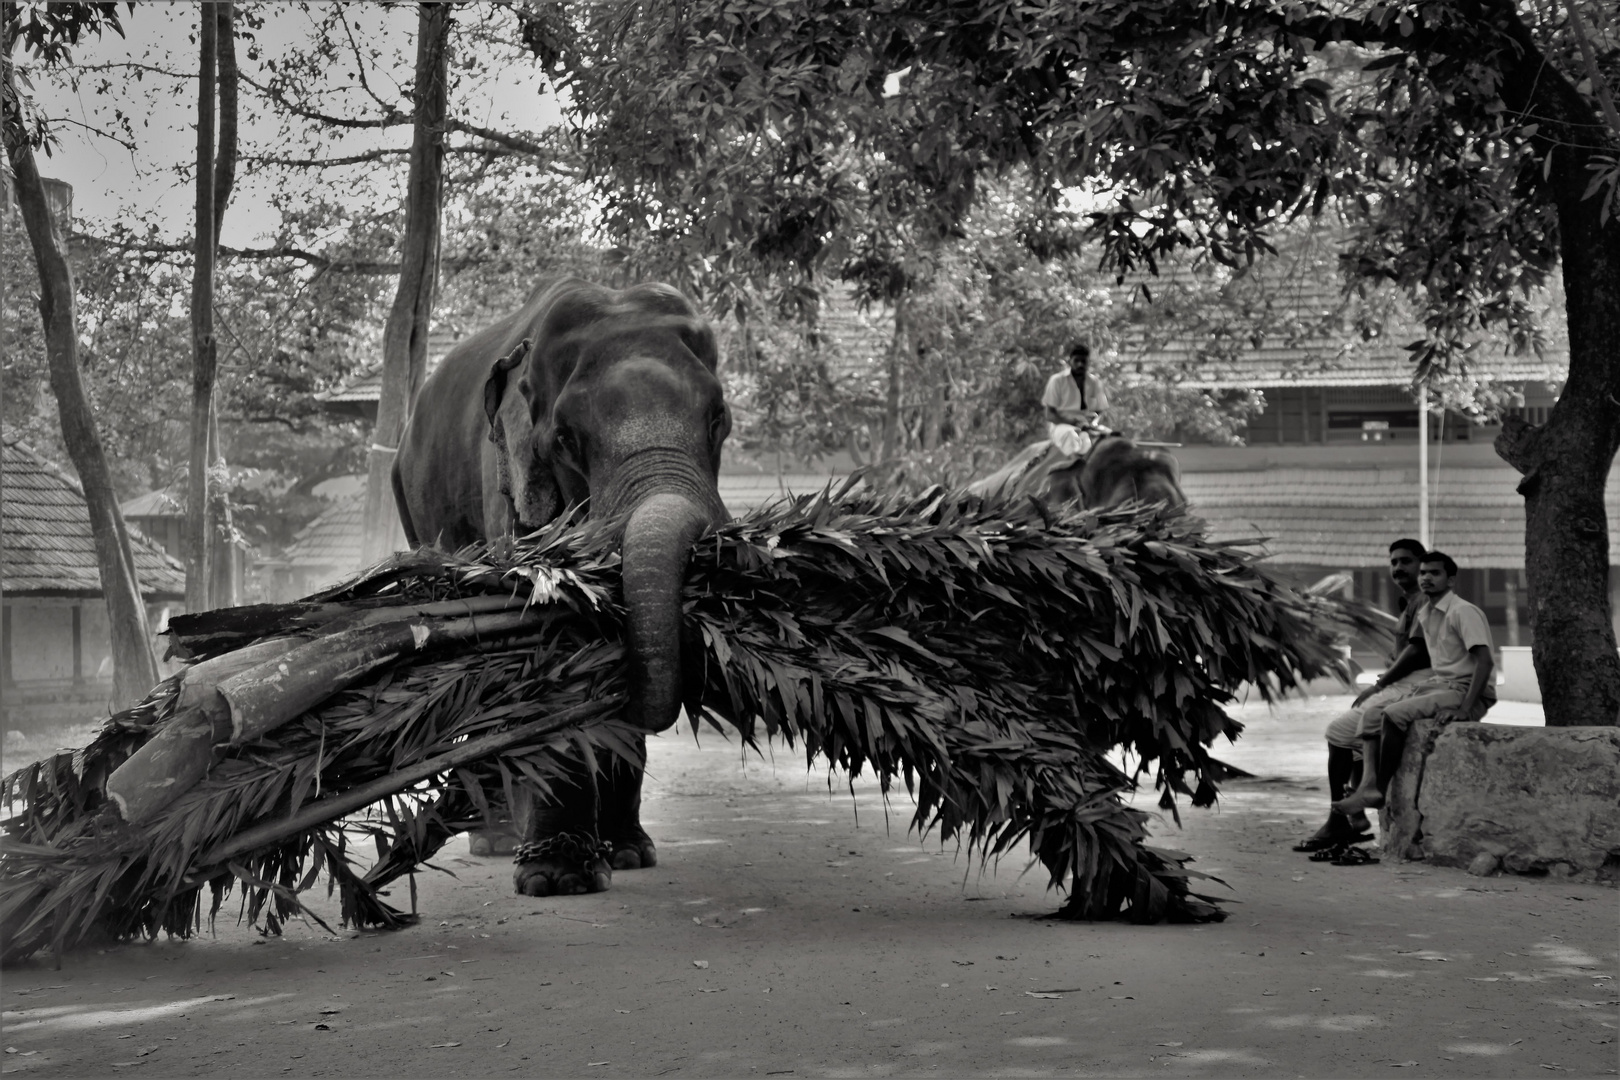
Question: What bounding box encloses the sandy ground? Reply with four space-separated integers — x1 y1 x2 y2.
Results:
2 695 1616 1078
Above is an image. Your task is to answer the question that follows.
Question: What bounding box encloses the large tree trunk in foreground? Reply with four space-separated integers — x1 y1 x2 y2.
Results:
1491 0 1620 727
3 74 159 707
363 1 451 564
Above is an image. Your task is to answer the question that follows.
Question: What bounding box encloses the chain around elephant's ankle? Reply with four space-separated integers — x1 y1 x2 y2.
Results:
514 831 610 867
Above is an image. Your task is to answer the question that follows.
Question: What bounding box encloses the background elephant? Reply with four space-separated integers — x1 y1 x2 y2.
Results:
968 434 1185 510
392 277 730 897
1050 435 1185 509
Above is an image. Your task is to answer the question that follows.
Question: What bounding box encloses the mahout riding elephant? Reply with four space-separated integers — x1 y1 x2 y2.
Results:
967 433 1185 510
392 277 730 897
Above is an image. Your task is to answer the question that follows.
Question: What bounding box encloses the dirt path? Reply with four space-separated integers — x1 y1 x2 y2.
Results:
3 698 1615 1078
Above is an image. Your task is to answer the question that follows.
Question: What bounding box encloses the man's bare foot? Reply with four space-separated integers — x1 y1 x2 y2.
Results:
1333 789 1385 814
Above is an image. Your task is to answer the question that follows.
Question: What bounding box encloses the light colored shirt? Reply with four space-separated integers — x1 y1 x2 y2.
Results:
1412 590 1495 696
1042 370 1109 424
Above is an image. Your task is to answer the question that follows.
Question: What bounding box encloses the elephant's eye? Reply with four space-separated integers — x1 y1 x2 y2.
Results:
708 409 729 447
555 427 582 461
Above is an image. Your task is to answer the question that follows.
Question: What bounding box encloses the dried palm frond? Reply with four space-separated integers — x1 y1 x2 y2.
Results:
1 487 1379 965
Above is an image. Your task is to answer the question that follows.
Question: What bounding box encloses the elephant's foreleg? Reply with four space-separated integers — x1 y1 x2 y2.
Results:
598 740 657 870
512 760 612 897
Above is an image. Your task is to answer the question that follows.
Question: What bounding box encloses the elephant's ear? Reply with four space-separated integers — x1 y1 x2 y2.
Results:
483 338 534 440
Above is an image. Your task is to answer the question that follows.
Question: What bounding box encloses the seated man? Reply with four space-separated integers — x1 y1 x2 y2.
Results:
1042 342 1110 458
1334 551 1496 816
1295 538 1431 853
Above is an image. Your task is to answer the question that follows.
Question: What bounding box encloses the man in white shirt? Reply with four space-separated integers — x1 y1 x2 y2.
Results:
1294 538 1432 853
1334 551 1496 815
1041 343 1110 457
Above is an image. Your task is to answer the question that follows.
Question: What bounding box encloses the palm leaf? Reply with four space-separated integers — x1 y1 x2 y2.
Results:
1 488 1379 964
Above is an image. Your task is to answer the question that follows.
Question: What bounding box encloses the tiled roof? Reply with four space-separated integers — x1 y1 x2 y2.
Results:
262 461 1596 572
1185 465 1620 568
278 474 851 571
315 327 470 407
2 441 186 596
282 493 366 570
1122 337 1565 390
120 488 182 518
321 295 897 408
1113 269 1567 389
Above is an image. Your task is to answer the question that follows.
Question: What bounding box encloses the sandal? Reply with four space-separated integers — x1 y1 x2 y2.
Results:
1331 845 1381 866
1292 830 1373 853
1308 846 1345 862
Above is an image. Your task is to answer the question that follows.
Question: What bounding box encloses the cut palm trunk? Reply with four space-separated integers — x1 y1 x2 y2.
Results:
1 490 1380 965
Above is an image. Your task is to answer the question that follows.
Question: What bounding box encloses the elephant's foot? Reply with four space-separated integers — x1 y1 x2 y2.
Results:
606 827 657 871
512 832 612 897
467 825 521 858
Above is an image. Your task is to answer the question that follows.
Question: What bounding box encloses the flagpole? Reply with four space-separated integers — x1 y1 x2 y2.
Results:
1418 384 1430 547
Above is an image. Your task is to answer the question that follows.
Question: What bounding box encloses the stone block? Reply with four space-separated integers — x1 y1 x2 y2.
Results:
1417 724 1620 881
1378 716 1448 860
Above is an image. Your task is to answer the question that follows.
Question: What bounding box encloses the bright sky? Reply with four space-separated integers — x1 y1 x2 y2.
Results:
27 2 565 247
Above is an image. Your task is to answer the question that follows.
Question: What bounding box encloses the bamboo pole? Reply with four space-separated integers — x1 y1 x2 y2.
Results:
191 698 617 875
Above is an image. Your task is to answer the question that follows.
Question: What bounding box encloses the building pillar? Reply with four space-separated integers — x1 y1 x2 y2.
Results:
1 603 11 686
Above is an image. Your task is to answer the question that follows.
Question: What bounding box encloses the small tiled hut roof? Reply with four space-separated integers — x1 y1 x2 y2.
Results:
282 493 366 571
1185 464 1620 569
314 327 468 418
2 440 186 597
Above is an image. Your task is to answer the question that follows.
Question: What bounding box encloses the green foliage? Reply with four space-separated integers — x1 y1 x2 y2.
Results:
527 0 1616 376
1 490 1380 961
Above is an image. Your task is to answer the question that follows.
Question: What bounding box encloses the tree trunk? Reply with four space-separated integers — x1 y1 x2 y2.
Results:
3 74 159 707
206 405 237 607
879 297 907 464
185 8 218 612
363 2 451 565
1490 0 1620 726
207 3 239 609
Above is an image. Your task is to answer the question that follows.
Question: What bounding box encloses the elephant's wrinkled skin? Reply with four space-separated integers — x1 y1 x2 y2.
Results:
392 278 730 897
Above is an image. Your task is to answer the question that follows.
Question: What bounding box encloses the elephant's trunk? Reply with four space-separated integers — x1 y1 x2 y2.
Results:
620 491 711 732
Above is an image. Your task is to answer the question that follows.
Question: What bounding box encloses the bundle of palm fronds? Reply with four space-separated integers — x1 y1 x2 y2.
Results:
1 484 1380 964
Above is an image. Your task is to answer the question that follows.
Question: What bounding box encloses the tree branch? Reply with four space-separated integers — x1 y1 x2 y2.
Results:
446 118 551 156
39 113 136 151
337 5 407 118
237 70 410 130
75 232 494 275
244 145 535 168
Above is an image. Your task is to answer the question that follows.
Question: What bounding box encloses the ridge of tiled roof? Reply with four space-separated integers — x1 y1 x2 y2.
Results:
2 440 186 596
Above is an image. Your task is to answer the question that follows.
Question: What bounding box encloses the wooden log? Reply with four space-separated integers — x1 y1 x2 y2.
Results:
218 608 547 745
104 704 220 824
175 636 303 712
189 697 617 877
166 591 533 658
108 608 550 824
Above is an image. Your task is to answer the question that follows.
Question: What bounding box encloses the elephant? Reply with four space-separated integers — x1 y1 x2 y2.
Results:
391 277 730 897
1048 434 1185 510
967 433 1185 511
